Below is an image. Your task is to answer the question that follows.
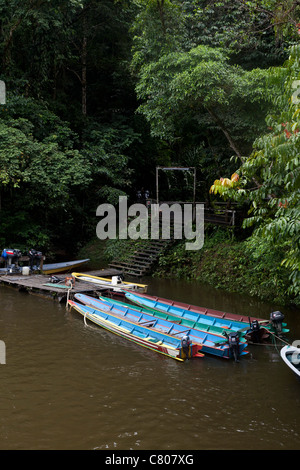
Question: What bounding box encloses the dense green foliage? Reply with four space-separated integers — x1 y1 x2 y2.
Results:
0 0 299 303
154 227 293 305
0 0 144 253
210 46 300 299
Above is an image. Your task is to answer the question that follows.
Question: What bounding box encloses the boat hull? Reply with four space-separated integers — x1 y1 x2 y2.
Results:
124 291 263 324
0 259 90 275
124 292 251 333
280 345 300 377
124 291 287 339
74 293 249 360
41 259 90 274
72 272 147 293
69 300 202 361
98 295 249 340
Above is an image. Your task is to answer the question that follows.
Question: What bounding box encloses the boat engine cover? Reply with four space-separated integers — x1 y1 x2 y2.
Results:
270 311 285 333
270 311 285 323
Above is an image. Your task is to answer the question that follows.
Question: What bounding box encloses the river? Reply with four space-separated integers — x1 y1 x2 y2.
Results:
0 276 299 451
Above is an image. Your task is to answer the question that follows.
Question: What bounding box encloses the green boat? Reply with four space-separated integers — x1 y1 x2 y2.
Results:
124 291 289 341
98 295 248 341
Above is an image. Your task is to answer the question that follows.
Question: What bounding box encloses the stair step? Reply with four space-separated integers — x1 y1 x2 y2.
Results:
131 255 157 261
112 260 152 269
109 263 148 272
109 268 149 277
109 239 171 276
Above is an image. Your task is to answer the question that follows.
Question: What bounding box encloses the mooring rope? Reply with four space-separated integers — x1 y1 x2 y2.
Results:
269 331 291 346
66 294 89 327
66 284 73 311
65 275 76 311
247 329 291 357
249 331 291 346
268 329 292 355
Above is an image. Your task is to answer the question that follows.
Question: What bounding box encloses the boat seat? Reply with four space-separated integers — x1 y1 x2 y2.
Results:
153 311 168 320
196 323 209 331
166 315 181 324
181 318 196 328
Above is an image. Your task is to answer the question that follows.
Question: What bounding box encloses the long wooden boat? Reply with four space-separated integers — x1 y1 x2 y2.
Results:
72 272 147 293
68 300 204 362
41 259 90 274
0 258 90 275
98 295 249 339
280 345 300 378
74 294 249 360
124 291 288 338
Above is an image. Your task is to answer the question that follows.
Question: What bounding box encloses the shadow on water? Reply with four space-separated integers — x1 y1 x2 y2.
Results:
0 277 299 450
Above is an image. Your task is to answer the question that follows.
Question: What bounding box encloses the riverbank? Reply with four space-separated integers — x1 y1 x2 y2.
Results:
78 227 299 308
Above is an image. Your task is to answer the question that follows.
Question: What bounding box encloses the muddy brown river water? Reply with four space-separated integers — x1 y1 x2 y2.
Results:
0 276 299 451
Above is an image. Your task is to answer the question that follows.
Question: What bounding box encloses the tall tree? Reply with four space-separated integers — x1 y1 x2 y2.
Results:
210 45 300 299
135 45 270 158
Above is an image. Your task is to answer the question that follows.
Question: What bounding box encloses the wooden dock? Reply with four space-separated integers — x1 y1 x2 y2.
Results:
0 268 123 303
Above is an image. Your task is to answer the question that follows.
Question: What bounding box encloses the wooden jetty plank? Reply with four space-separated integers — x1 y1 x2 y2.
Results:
0 268 123 303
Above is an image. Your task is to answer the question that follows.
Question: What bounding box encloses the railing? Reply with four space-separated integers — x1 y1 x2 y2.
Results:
145 200 239 227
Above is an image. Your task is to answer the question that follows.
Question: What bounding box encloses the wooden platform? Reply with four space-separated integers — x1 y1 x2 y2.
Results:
0 268 123 303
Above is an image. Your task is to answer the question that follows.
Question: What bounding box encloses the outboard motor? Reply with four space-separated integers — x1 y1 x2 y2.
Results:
181 335 191 359
248 319 261 343
227 332 240 362
13 249 22 270
1 248 22 272
28 249 43 270
270 311 285 335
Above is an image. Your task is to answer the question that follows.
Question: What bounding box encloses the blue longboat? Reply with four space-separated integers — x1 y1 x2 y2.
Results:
74 294 249 360
124 291 254 331
68 300 203 362
101 294 248 336
124 291 288 340
97 295 249 341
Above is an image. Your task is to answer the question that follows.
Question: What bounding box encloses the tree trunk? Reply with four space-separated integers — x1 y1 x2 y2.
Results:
157 0 166 35
206 107 243 161
207 106 261 188
81 34 87 116
81 11 87 116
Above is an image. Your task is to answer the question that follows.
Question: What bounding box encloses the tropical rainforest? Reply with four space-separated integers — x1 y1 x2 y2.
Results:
0 0 299 304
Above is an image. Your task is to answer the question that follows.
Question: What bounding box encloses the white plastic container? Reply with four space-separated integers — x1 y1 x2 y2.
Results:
111 276 122 285
22 266 30 275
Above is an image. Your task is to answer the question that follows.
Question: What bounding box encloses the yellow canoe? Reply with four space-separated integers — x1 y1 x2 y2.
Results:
72 272 148 293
